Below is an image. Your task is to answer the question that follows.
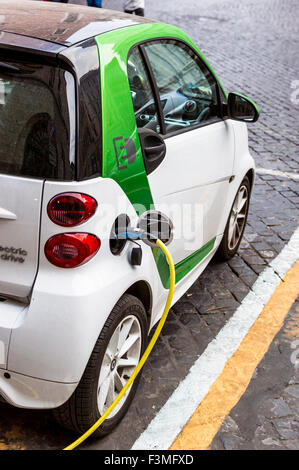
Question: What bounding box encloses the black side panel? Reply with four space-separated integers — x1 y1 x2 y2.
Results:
59 39 102 180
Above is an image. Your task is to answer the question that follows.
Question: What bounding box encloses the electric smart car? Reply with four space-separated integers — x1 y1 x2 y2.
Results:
0 1 259 436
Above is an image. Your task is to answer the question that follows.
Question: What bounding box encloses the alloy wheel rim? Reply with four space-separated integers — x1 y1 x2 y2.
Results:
228 185 248 251
97 315 142 418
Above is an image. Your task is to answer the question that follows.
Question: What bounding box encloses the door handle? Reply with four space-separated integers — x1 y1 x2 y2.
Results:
138 128 166 175
145 143 166 159
0 207 17 220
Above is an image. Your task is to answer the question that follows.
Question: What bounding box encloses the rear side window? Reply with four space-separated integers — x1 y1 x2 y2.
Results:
0 60 75 180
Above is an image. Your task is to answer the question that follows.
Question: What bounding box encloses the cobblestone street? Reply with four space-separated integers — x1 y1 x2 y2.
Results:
0 0 298 450
212 299 299 450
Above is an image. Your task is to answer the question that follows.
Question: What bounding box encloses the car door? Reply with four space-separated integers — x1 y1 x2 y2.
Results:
128 40 235 265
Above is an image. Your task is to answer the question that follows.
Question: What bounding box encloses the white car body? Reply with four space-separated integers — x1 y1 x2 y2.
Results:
0 2 256 412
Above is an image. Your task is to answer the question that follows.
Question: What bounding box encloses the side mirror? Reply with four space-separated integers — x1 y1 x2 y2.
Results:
228 92 260 123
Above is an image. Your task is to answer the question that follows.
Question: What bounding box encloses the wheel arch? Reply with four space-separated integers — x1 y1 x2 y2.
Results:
245 168 255 194
124 280 153 326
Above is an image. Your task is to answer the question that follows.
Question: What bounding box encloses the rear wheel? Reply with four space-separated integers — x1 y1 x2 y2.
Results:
53 294 147 437
216 176 251 261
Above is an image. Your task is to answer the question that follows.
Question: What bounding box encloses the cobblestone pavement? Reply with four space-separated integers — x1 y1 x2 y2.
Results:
0 0 298 450
211 299 299 450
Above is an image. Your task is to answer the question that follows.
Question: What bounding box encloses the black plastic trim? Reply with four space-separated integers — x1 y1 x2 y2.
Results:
227 92 259 123
59 39 102 181
138 128 166 175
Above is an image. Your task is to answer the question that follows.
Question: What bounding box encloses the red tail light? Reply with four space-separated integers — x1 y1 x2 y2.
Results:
47 193 97 227
45 233 100 268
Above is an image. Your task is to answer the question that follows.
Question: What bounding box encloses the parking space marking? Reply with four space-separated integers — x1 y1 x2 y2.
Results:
170 259 299 450
132 227 299 450
256 168 299 180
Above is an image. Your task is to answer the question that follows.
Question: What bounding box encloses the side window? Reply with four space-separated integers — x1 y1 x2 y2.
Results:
143 40 220 134
127 47 161 134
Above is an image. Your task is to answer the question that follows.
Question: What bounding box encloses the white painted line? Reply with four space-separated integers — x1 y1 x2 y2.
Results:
132 227 299 450
256 168 299 180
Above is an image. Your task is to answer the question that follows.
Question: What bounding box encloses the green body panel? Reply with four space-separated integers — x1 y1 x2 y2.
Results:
153 237 216 289
95 23 223 284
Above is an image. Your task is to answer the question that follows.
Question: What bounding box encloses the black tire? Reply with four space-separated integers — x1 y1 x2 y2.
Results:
53 294 148 437
215 176 251 261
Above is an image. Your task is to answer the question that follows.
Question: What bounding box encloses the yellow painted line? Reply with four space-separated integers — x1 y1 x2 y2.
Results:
170 260 299 450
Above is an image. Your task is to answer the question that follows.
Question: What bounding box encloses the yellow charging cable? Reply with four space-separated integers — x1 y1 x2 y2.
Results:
64 238 175 450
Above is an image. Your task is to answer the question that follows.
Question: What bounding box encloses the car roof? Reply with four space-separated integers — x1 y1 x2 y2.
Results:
0 0 155 47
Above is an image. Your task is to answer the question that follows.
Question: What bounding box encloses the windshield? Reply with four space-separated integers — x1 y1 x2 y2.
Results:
0 60 75 180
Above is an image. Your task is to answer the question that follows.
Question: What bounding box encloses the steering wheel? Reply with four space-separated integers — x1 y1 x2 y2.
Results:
197 106 211 123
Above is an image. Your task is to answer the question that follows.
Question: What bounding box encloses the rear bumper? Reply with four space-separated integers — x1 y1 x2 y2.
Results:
0 298 26 370
0 368 77 409
0 297 78 408
0 286 109 409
